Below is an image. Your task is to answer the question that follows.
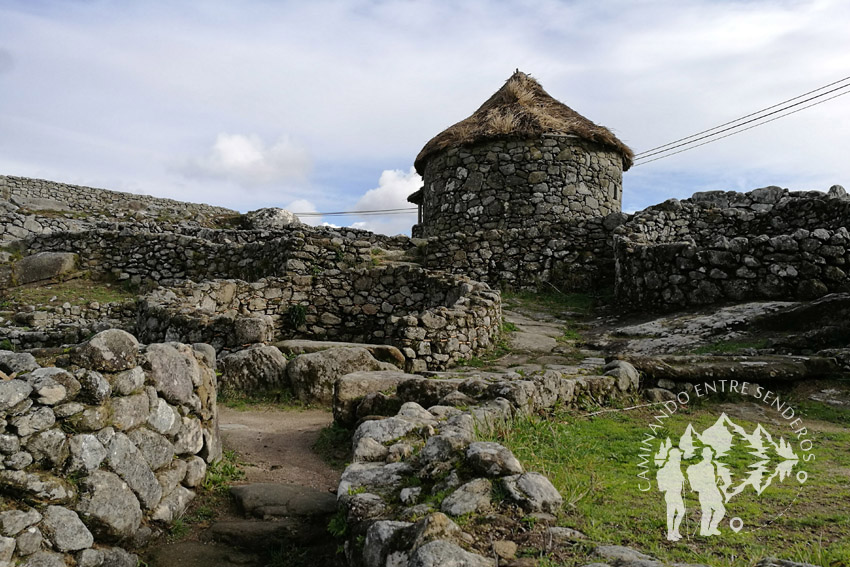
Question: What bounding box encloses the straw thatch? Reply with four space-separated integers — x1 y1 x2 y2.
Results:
414 71 633 174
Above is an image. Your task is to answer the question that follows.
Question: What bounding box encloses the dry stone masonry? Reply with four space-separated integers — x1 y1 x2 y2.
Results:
413 137 623 237
137 264 502 371
0 329 221 567
615 185 850 309
332 359 641 566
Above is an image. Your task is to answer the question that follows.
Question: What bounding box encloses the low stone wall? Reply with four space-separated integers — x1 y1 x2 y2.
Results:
0 300 137 351
0 175 235 219
0 329 221 566
17 225 411 289
136 264 502 370
615 186 850 309
333 360 640 566
419 214 626 291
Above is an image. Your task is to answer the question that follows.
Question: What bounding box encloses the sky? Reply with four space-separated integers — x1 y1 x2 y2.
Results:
1 0 849 236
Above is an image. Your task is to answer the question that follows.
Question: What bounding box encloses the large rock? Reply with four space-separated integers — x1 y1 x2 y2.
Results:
110 393 150 431
337 462 411 498
0 380 32 412
151 485 195 523
25 368 73 405
76 471 142 541
620 353 841 383
465 442 523 477
41 505 93 552
144 343 199 406
67 434 107 474
12 252 77 285
0 470 75 504
0 509 42 537
244 207 303 230
287 347 397 405
0 351 39 375
230 483 337 519
408 540 495 567
333 370 417 427
441 478 492 516
501 472 563 514
276 339 406 367
105 433 162 509
73 330 139 373
234 315 275 345
128 427 174 471
25 429 69 468
219 345 288 395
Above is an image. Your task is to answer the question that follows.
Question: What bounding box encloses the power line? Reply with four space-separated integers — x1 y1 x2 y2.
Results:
633 88 850 166
293 75 850 215
633 80 850 163
292 207 416 216
634 74 850 158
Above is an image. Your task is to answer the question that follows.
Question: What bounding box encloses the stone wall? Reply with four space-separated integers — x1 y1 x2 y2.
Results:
0 300 138 352
0 175 235 219
414 136 623 238
418 213 627 291
136 264 502 371
332 360 640 566
19 228 403 288
614 186 850 309
0 329 221 566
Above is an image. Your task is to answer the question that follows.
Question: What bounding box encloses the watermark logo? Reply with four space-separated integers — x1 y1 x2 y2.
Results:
636 381 815 541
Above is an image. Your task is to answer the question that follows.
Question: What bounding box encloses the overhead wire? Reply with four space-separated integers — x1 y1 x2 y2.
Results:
634 74 850 158
293 75 850 214
633 88 850 166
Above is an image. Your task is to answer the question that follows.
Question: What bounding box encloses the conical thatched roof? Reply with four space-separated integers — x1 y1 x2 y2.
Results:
414 71 633 174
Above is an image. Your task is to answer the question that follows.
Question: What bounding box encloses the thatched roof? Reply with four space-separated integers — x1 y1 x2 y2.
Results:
414 71 633 174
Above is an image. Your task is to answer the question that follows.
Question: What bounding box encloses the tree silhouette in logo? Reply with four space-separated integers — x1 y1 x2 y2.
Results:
654 413 799 540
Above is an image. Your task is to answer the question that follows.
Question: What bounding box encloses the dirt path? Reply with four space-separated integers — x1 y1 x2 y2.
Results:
144 406 343 567
219 405 340 492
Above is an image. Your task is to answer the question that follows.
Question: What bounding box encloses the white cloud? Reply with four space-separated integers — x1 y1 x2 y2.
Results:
2 1 850 217
176 133 311 186
348 168 421 236
285 198 323 226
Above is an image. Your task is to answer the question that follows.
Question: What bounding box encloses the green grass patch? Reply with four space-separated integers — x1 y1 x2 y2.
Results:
502 290 595 315
692 339 770 355
479 401 850 567
313 423 353 470
201 449 246 493
218 389 305 411
5 278 135 307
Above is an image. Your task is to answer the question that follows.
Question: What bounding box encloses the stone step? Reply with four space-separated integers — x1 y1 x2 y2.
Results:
147 541 262 567
209 518 328 548
230 483 337 519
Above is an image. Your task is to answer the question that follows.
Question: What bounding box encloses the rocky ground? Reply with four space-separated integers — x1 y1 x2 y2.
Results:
136 291 850 567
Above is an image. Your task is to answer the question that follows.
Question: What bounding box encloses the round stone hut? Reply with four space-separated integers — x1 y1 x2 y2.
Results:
409 71 633 237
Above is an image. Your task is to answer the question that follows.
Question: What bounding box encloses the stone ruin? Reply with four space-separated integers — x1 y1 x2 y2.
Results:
1 72 849 567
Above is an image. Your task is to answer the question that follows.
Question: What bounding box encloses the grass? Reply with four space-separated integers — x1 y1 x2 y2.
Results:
3 278 135 308
478 398 850 567
201 449 246 494
313 422 353 470
218 389 306 411
502 290 595 316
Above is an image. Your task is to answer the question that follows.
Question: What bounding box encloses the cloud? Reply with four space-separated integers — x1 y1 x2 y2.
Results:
284 198 323 226
0 48 12 74
175 133 311 186
347 167 421 236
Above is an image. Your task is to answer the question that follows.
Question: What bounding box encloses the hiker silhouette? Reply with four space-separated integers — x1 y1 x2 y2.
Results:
686 446 726 536
656 447 685 541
